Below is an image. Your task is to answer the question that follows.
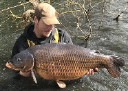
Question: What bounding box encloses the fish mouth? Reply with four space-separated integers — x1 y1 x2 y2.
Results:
6 62 12 69
6 60 34 71
5 61 23 71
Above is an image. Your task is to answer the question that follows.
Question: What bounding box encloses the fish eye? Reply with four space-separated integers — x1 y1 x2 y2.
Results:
17 58 21 61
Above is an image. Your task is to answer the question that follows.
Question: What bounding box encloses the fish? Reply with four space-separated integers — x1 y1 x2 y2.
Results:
6 43 125 88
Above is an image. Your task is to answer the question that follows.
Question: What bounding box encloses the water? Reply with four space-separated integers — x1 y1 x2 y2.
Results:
0 0 128 91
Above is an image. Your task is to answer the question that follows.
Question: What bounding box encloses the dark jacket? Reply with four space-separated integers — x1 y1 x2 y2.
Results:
11 23 73 58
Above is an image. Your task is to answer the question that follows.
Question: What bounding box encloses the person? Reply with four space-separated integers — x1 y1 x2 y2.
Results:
11 3 98 77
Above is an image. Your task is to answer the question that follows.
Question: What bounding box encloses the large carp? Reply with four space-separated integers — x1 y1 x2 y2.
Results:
6 43 124 88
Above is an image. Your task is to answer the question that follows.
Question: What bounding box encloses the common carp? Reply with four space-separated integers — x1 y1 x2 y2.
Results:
6 43 124 88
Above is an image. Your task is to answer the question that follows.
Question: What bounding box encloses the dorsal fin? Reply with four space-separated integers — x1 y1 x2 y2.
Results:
91 50 100 54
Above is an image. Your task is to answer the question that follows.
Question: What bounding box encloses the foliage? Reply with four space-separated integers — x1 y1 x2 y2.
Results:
0 0 128 41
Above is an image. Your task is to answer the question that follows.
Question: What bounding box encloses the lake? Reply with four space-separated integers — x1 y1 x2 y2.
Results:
0 0 128 91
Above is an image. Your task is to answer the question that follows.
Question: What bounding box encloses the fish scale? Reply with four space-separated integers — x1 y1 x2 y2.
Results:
6 43 125 88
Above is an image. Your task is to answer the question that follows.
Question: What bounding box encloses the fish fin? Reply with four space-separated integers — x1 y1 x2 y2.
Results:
56 80 66 88
90 50 100 54
93 50 100 54
31 69 37 84
95 50 100 54
108 56 125 78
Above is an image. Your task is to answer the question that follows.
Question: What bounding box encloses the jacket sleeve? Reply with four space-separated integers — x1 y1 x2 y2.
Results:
11 35 28 58
58 29 73 44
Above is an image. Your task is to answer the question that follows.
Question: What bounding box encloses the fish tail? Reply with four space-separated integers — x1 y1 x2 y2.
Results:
107 56 125 78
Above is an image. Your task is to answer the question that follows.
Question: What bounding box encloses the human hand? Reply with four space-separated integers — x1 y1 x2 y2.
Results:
19 69 37 77
19 71 31 77
86 68 98 75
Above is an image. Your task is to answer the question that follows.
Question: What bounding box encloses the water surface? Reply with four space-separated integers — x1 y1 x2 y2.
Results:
0 0 128 91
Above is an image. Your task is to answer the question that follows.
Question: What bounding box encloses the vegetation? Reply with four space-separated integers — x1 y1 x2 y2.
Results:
0 0 128 42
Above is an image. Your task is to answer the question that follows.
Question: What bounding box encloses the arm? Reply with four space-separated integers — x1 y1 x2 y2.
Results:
11 35 29 58
58 29 73 44
11 35 31 77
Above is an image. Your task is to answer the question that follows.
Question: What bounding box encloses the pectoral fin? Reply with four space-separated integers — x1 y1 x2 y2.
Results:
31 69 37 84
56 80 66 88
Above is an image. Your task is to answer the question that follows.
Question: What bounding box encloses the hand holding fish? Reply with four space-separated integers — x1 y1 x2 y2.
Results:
86 68 99 75
19 71 31 77
19 69 37 77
